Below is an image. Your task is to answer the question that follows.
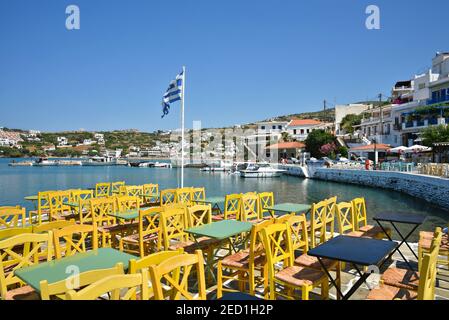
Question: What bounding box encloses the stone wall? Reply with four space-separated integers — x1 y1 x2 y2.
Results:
314 168 449 208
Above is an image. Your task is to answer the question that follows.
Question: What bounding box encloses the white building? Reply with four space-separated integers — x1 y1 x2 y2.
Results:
286 119 326 141
357 52 449 147
334 103 371 135
57 137 68 146
94 133 105 145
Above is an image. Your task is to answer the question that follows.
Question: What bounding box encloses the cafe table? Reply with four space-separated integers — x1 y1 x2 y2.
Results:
195 196 225 214
14 248 137 293
373 211 426 271
24 195 39 209
185 220 253 282
308 235 397 300
107 210 140 225
263 203 311 218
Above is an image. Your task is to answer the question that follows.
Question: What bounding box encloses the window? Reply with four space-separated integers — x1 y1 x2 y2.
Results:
278 125 282 129
293 129 297 135
418 83 426 90
261 126 265 130
300 129 304 134
272 125 276 130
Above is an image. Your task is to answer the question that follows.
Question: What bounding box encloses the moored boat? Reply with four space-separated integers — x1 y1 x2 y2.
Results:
239 163 286 178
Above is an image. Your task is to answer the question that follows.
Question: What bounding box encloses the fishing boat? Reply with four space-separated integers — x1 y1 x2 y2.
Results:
82 156 128 166
8 160 34 167
33 157 58 166
239 163 286 178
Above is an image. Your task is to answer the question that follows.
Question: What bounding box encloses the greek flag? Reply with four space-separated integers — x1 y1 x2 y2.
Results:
161 71 184 118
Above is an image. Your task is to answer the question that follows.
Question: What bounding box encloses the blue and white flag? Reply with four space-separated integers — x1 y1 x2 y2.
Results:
161 71 184 118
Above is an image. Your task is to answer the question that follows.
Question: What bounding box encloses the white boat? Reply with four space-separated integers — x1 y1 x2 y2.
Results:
239 163 286 178
153 162 172 168
33 157 58 166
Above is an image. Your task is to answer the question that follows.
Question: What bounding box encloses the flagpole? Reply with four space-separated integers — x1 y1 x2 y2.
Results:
180 66 186 188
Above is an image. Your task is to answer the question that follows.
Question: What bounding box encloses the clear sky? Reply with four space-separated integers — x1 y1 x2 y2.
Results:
1 0 448 132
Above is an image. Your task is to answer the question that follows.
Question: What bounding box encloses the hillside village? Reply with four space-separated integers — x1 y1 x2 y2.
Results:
1 52 448 162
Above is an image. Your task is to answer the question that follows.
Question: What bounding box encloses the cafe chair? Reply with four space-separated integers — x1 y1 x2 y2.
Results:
351 198 391 239
48 191 76 221
40 263 125 300
28 191 54 224
0 206 27 229
217 219 274 298
53 224 99 259
212 193 242 221
160 189 177 206
119 186 144 205
65 269 150 300
258 192 275 219
148 250 206 300
128 249 184 299
0 232 53 300
380 227 443 293
160 206 194 251
95 182 111 198
367 228 442 300
116 195 140 213
336 202 365 237
308 200 327 249
418 223 449 272
240 193 262 223
0 226 33 241
143 184 159 205
261 222 329 300
176 187 194 206
322 196 337 242
111 181 125 195
191 187 206 204
120 207 163 257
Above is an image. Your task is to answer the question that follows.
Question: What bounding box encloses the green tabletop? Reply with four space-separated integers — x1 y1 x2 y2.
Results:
107 210 139 220
196 196 225 204
24 195 38 201
14 248 137 292
186 220 252 240
63 201 80 208
265 203 311 214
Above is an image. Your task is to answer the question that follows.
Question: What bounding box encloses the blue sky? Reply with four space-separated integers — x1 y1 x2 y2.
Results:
1 0 448 132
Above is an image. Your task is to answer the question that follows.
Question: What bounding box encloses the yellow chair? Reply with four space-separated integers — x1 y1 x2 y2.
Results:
160 189 177 206
335 202 365 237
351 198 390 239
128 249 183 299
65 269 149 300
418 224 449 272
0 206 27 229
95 183 111 198
322 196 337 242
116 195 140 213
176 187 193 206
0 226 33 241
187 204 212 227
40 263 124 300
53 224 99 259
214 193 242 221
48 191 74 221
367 228 442 300
258 192 275 219
240 193 261 223
261 223 329 300
0 232 53 300
111 181 125 195
308 200 327 249
70 189 93 217
217 219 273 298
89 197 119 247
149 250 206 300
160 206 194 251
119 185 144 203
29 191 53 224
381 227 442 293
191 187 206 204
143 184 159 205
120 207 163 257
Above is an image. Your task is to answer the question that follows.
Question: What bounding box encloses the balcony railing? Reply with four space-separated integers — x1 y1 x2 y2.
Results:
427 95 449 105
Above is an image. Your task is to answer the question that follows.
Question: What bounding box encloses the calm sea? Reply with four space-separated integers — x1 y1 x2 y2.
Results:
1 158 448 240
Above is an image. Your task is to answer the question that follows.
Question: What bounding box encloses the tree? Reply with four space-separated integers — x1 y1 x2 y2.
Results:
421 125 449 147
305 129 336 158
340 114 364 134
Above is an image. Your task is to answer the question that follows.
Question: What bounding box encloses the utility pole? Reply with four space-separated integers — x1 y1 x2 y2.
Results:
323 99 327 122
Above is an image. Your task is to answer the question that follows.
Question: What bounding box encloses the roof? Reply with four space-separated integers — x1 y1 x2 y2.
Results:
287 119 322 127
265 142 306 150
349 144 390 152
